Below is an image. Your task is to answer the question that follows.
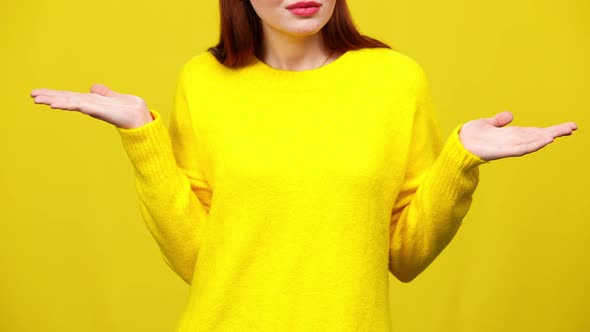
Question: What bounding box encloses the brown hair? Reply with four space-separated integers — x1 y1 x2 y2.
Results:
208 0 392 68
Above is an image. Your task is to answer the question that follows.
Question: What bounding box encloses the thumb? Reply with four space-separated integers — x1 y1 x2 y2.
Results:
90 83 119 97
486 111 513 127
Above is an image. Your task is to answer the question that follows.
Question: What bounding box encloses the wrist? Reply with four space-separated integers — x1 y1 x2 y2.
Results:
126 110 154 129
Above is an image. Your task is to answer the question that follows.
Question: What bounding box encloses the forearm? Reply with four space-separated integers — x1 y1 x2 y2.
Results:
389 126 487 282
117 110 207 285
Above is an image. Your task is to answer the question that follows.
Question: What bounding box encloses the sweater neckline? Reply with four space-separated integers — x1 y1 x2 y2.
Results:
240 49 357 89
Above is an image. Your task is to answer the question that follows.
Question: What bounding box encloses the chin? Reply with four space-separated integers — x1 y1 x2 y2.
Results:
281 22 325 36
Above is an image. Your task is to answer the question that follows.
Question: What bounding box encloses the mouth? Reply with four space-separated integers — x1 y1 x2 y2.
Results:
286 1 322 16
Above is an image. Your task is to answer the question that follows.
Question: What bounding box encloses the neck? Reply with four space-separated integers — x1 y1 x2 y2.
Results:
260 25 332 71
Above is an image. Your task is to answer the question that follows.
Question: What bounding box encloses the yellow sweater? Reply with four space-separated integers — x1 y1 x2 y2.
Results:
116 47 487 331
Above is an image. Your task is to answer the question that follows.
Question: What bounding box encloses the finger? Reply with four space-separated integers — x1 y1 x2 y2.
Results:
49 96 80 111
30 88 78 98
31 88 45 97
33 95 66 106
486 111 513 127
513 136 554 157
544 123 577 138
564 121 578 131
33 94 81 111
31 88 55 97
90 83 119 97
32 95 52 105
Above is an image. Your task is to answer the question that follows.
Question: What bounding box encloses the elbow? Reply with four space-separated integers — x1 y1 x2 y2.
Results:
388 258 424 283
396 272 418 283
181 273 193 286
161 251 194 285
172 265 194 286
390 267 421 283
173 264 195 286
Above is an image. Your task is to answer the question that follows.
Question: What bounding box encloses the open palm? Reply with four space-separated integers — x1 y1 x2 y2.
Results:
459 111 578 161
30 84 152 129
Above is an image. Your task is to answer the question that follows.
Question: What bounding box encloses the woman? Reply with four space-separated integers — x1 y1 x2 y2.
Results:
30 0 577 331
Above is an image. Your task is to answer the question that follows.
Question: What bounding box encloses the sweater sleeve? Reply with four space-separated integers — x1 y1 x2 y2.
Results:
388 64 488 283
115 63 212 285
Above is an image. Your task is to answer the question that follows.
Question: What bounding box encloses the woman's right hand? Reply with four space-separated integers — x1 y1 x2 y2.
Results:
30 83 153 129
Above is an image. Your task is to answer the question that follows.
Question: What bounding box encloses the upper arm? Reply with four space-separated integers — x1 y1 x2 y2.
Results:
168 61 213 210
390 60 442 222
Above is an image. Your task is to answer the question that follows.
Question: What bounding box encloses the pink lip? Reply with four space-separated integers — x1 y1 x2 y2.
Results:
286 1 321 9
286 1 321 16
288 6 320 16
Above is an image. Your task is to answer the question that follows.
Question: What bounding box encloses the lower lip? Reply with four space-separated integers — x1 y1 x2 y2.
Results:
288 6 320 16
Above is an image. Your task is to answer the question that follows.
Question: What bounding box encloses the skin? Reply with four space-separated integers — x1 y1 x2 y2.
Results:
250 0 338 70
30 1 577 160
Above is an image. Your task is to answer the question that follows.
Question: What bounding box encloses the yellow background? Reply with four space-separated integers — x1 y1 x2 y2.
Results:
1 0 588 331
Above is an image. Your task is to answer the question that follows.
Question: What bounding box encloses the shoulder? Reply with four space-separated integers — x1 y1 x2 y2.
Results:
175 51 232 87
354 48 425 74
179 51 228 77
351 47 429 93
184 51 220 69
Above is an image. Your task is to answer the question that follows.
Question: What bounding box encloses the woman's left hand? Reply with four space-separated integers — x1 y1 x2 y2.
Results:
458 111 578 161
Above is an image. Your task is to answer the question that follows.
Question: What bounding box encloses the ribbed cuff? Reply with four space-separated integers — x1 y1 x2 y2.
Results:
439 124 489 171
425 124 488 199
115 109 180 184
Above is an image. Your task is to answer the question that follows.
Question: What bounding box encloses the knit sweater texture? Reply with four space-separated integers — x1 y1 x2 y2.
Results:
116 47 487 331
